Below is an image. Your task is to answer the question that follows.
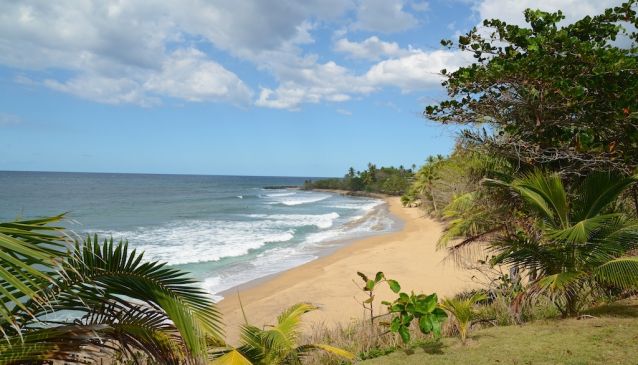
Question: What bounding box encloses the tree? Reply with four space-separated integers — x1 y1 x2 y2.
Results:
211 303 353 364
0 216 222 364
427 1 638 176
475 171 638 317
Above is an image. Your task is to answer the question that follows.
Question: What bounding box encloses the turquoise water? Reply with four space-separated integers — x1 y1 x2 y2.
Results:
0 171 396 299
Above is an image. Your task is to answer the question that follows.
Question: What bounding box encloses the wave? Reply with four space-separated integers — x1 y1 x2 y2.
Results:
88 220 295 266
245 212 340 229
201 201 394 299
304 202 393 245
328 200 383 211
278 195 331 206
202 246 318 301
265 192 296 197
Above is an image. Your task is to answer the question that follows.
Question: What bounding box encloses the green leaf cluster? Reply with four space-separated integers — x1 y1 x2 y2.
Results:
427 1 638 175
383 292 448 344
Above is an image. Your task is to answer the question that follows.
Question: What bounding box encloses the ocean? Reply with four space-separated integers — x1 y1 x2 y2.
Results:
0 171 397 300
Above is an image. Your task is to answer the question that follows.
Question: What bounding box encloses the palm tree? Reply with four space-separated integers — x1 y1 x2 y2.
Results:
212 303 353 364
483 171 638 316
441 292 487 343
0 215 223 364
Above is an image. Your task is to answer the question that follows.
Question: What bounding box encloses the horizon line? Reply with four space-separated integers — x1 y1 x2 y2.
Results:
0 169 339 180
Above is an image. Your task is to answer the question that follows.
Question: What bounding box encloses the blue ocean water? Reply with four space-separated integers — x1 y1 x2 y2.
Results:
0 171 396 299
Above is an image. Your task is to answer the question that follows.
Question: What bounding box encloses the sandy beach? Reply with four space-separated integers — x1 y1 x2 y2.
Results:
217 196 477 341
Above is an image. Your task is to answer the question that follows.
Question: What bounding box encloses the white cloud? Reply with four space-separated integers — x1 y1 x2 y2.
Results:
256 59 375 110
44 76 160 107
0 0 468 110
336 108 352 116
365 50 472 92
476 0 625 26
335 36 407 60
254 45 476 110
0 1 365 107
41 48 252 107
353 0 419 33
144 49 252 104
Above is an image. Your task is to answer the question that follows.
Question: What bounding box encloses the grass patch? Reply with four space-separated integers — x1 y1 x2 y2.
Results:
361 301 638 365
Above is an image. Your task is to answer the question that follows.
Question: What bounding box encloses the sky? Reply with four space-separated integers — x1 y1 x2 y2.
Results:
0 0 623 177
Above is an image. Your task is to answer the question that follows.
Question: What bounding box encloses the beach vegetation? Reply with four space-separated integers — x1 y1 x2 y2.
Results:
382 291 448 344
440 291 488 343
439 170 638 317
360 299 638 364
211 303 353 365
403 0 638 321
355 271 401 324
304 164 414 196
428 1 638 177
0 215 223 364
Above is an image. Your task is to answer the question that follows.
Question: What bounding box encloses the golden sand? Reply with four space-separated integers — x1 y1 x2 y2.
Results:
217 197 477 341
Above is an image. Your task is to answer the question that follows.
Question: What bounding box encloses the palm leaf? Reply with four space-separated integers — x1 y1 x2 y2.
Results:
0 215 68 332
515 171 568 227
211 349 254 365
59 236 224 355
545 214 620 244
574 173 637 220
593 257 638 289
295 343 355 360
533 272 585 295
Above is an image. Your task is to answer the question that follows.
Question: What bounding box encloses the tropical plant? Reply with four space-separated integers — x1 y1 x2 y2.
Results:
382 292 448 344
0 215 68 331
211 303 354 364
0 215 223 364
482 171 638 317
441 292 488 343
356 271 401 324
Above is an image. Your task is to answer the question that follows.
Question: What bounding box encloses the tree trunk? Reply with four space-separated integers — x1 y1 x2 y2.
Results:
632 186 638 217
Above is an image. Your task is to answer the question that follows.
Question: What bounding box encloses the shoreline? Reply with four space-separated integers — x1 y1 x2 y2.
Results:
217 196 478 342
217 198 400 298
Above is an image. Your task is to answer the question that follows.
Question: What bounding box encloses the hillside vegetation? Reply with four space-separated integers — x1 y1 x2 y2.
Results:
303 164 414 195
363 300 638 365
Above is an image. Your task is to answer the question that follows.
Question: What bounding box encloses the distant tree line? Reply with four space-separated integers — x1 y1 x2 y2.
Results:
303 163 415 195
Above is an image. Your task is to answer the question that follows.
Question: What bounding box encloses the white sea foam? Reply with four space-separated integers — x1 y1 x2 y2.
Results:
245 212 340 229
329 200 383 211
202 247 317 301
265 192 296 197
91 220 295 265
278 195 330 206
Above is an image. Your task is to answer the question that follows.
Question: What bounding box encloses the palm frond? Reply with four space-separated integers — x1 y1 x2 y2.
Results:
593 257 638 289
58 235 223 355
545 214 621 244
574 173 637 220
211 349 254 365
295 343 355 361
514 171 568 227
534 272 585 294
0 215 68 332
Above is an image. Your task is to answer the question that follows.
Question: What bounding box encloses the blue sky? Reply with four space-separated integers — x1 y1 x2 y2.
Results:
0 0 619 177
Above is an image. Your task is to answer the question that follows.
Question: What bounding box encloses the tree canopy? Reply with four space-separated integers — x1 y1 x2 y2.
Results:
427 1 638 175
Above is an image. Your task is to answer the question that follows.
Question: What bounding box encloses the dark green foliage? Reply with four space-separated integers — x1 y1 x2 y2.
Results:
427 1 638 175
304 164 414 195
382 292 448 344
